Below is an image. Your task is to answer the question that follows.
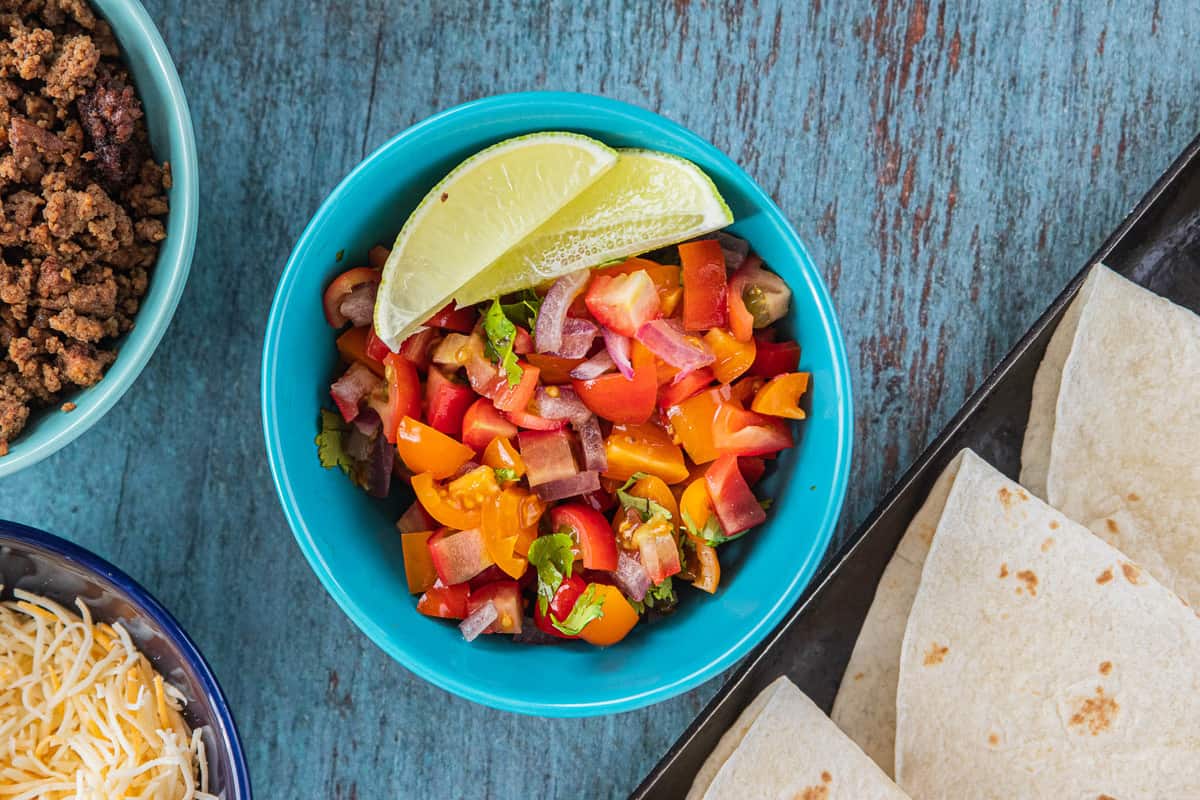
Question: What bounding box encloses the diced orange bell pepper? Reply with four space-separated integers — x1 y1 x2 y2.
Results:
395 416 475 479
704 329 757 384
336 327 384 376
400 530 438 594
604 422 690 484
482 436 526 480
411 472 482 530
578 584 640 646
750 372 811 420
664 389 722 464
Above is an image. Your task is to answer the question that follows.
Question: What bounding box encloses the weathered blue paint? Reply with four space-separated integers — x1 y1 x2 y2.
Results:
2 1 1198 797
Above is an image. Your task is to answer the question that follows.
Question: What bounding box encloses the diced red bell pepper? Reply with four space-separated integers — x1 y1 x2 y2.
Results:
502 407 568 431
712 402 793 457
466 580 524 634
750 339 801 378
572 342 656 424
705 455 765 536
323 266 380 328
638 530 682 585
534 574 588 639
416 578 470 619
518 428 578 487
428 528 494 585
425 368 475 438
491 363 540 413
679 240 727 331
462 398 518 453
551 503 618 571
426 301 477 333
657 366 715 409
583 270 661 338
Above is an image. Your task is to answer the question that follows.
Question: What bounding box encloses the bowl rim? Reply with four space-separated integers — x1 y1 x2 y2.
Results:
0 518 252 797
0 0 199 478
262 90 854 716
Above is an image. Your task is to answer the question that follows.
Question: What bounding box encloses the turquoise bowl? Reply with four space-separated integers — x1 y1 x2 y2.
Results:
0 0 198 477
262 92 852 716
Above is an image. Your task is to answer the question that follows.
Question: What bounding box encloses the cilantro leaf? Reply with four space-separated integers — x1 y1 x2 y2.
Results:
551 583 606 636
316 409 355 475
642 577 677 610
759 498 773 511
682 508 748 547
493 467 519 483
527 533 575 614
616 472 673 522
483 299 522 386
500 289 542 330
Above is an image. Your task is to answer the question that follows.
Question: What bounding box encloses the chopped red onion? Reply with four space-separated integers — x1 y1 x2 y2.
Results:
343 425 372 461
365 431 394 498
519 429 579 485
460 601 498 642
602 327 634 379
533 470 601 502
339 282 377 327
569 349 615 380
329 362 379 422
351 406 381 437
614 550 651 602
576 415 607 472
715 231 750 272
552 317 598 359
535 269 591 354
535 386 592 427
636 319 715 372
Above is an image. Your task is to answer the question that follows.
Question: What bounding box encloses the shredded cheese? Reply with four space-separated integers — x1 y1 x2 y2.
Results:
0 590 216 800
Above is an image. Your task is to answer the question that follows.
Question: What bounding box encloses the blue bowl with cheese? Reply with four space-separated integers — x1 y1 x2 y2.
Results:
261 92 853 716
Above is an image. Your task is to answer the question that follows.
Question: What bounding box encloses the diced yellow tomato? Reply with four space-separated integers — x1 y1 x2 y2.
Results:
447 465 500 510
336 327 384 376
395 416 475 478
579 584 639 646
400 530 438 594
679 478 715 532
481 490 528 579
665 390 722 464
625 474 680 531
482 436 526 480
704 329 756 384
750 372 811 420
604 423 689 484
678 479 721 593
411 472 481 530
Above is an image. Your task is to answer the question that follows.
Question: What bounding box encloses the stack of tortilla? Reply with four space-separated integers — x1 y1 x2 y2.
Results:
692 266 1200 798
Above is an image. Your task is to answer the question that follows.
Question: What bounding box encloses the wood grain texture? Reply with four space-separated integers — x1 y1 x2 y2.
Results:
2 0 1199 797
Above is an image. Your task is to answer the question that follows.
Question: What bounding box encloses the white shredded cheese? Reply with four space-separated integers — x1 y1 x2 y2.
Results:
0 590 216 800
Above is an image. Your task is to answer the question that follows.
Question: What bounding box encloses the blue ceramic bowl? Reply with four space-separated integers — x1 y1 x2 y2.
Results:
0 520 250 797
0 0 198 477
262 93 853 716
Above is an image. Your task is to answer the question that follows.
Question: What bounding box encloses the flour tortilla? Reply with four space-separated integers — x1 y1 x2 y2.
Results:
895 450 1200 798
1020 264 1200 606
829 451 965 776
689 676 911 800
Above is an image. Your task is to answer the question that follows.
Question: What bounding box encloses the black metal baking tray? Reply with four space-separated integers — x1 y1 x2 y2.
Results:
632 131 1200 799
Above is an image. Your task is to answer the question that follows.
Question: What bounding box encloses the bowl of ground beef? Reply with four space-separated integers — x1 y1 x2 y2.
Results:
0 0 197 476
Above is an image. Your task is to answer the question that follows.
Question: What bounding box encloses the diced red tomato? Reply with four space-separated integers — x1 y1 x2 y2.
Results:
503 407 568 431
750 339 801 377
462 398 518 453
679 240 727 331
705 455 765 536
371 354 421 442
572 342 656 424
416 577 470 619
580 486 616 513
518 429 578 486
657 366 714 408
638 530 682 585
738 456 767 487
727 262 756 343
323 267 380 328
467 580 523 634
584 270 661 337
534 574 588 639
425 369 475 437
330 361 379 422
428 527 494 585
426 301 476 333
366 327 394 362
551 504 618 571
712 402 793 457
513 326 533 354
397 500 437 534
397 327 436 369
491 363 540 413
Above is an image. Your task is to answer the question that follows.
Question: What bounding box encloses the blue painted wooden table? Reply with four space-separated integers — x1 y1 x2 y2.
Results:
3 1 1199 797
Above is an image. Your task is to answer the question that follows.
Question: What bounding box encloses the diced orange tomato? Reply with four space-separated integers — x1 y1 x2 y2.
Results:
482 436 525 480
462 398 517 453
679 478 715 533
604 422 689 484
712 403 793 457
524 353 584 384
578 584 639 646
624 474 680 531
395 416 475 478
411 472 483 530
336 327 383 375
447 465 501 509
678 479 723 593
704 329 756 384
482 487 536 579
664 389 722 464
401 530 438 594
573 341 656 424
750 372 811 420
679 240 727 331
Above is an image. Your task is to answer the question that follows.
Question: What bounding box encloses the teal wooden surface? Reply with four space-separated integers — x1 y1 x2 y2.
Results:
3 1 1200 797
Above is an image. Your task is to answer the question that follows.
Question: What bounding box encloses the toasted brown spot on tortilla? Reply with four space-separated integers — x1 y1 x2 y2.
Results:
1099 661 1112 675
1121 562 1141 584
853 672 864 681
821 771 832 783
999 563 1009 578
795 788 829 800
1127 493 1140 502
1099 795 1117 800
1097 568 1114 585
923 642 949 666
987 733 999 746
1017 488 1030 501
1069 687 1118 735
998 487 1013 506
1016 569 1039 597
1041 537 1054 552
1106 518 1120 534
1049 520 1060 530
440 192 449 202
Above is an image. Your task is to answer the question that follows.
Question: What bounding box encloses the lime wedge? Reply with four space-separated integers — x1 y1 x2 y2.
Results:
454 149 733 305
373 132 618 348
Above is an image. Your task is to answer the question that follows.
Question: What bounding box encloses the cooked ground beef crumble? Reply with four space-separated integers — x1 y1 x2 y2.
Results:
0 0 169 454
